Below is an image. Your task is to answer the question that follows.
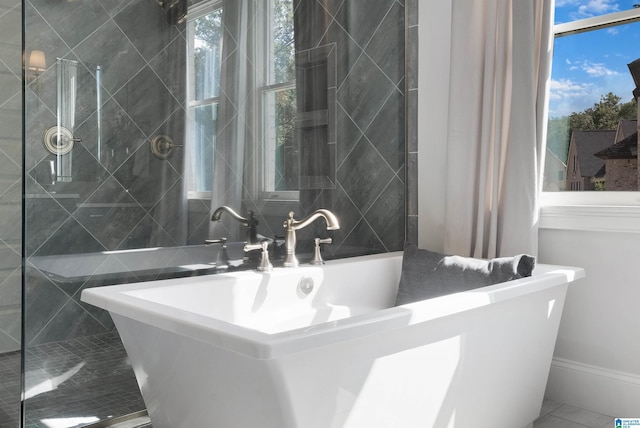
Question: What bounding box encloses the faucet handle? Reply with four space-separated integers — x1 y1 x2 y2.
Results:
244 241 273 272
206 238 229 270
311 238 332 265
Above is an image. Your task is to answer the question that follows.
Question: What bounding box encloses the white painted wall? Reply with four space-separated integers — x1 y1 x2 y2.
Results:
416 1 640 417
539 227 640 416
416 0 451 253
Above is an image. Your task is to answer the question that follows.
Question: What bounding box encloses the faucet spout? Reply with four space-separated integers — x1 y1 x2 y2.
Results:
211 206 259 245
283 210 340 267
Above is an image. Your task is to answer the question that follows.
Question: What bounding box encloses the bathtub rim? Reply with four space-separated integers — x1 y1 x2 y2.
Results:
81 252 584 360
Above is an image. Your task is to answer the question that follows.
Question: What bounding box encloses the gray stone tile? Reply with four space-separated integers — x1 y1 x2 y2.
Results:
337 52 396 131
113 0 180 62
365 89 405 172
31 0 110 49
113 66 181 137
366 1 405 86
74 19 147 97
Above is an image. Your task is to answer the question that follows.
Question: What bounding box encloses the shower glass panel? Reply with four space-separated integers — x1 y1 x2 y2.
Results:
21 0 405 426
0 0 22 425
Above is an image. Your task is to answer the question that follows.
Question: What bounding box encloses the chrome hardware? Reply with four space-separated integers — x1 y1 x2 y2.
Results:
298 276 314 296
243 241 273 272
283 210 340 268
311 238 332 265
205 237 229 270
150 134 183 160
211 206 260 245
43 126 81 155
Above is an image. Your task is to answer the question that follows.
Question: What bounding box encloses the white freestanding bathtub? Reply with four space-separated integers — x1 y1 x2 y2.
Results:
81 251 584 428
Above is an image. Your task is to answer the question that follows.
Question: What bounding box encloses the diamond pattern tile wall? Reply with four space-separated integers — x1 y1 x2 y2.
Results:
24 0 188 346
22 0 408 348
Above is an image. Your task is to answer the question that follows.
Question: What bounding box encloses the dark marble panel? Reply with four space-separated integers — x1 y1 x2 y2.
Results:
317 0 346 17
24 3 71 77
30 299 110 345
320 21 363 89
24 88 56 172
0 61 19 105
113 0 181 62
0 4 23 75
31 0 109 50
337 53 396 131
407 152 418 216
336 105 363 162
366 1 405 86
100 0 136 18
24 192 71 256
154 107 187 174
365 89 405 172
149 178 187 243
337 218 386 255
406 25 419 91
74 19 147 97
337 137 395 214
364 175 405 251
76 97 148 174
119 214 178 250
112 141 181 208
23 269 70 344
294 0 332 51
149 33 187 104
32 217 106 257
334 0 392 48
73 177 147 250
113 65 181 137
406 0 418 27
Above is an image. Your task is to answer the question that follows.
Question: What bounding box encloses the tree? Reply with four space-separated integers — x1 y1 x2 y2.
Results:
569 92 637 131
548 92 637 161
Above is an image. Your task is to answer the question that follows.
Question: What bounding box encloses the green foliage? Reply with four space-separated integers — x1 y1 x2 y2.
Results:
548 92 638 161
569 92 637 131
273 0 295 83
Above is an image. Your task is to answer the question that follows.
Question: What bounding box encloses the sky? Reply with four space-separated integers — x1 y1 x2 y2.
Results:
549 0 640 117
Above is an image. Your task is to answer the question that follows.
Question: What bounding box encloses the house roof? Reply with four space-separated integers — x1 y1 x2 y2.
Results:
594 131 637 160
571 130 616 177
615 119 637 143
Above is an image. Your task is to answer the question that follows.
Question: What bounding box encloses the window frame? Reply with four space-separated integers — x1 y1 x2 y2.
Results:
185 0 224 200
540 7 640 232
255 0 299 202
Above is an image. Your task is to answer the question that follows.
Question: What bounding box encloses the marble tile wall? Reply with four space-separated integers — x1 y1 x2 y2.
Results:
21 0 415 346
191 0 411 258
24 0 188 345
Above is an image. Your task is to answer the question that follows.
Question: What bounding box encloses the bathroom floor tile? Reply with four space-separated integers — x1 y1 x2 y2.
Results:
540 398 565 417
534 414 592 428
550 404 614 428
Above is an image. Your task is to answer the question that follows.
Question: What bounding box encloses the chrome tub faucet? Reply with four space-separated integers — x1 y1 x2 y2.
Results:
211 206 259 245
283 210 340 267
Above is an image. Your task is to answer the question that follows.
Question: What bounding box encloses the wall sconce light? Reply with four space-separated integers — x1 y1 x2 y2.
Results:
28 50 46 81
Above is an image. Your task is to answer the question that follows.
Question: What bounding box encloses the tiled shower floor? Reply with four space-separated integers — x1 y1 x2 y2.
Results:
0 332 146 428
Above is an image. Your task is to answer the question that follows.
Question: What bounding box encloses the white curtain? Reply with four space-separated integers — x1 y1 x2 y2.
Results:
208 0 260 240
442 0 554 258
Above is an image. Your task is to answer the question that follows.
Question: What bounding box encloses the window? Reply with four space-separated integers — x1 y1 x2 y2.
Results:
541 4 640 231
259 0 297 199
186 1 223 197
186 0 297 201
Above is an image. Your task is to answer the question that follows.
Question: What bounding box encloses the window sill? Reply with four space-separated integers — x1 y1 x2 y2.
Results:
540 192 640 232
